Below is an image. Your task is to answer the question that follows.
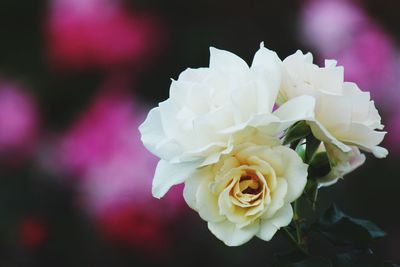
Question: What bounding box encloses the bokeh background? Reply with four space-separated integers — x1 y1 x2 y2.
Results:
0 0 399 266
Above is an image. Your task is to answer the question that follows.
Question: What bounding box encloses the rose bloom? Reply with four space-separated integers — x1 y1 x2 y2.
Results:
318 144 366 187
46 0 161 70
279 51 387 158
0 80 39 160
140 44 315 198
300 0 397 101
184 143 308 246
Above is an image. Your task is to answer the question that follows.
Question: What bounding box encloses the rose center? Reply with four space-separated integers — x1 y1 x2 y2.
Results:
239 172 261 195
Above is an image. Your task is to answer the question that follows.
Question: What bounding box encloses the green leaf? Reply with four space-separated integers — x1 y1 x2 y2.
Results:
316 204 386 247
295 145 305 161
305 134 321 163
333 250 377 267
283 121 311 145
308 152 331 178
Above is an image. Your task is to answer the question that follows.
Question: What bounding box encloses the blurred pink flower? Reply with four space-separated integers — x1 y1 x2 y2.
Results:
0 80 39 161
335 24 397 97
46 0 163 71
300 0 397 100
300 0 367 54
58 88 184 250
58 89 138 176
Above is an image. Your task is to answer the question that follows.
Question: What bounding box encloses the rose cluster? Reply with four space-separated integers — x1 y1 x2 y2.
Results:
139 43 387 246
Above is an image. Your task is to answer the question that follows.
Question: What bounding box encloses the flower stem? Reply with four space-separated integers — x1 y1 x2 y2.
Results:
293 200 301 242
282 227 308 255
312 187 319 211
292 200 308 254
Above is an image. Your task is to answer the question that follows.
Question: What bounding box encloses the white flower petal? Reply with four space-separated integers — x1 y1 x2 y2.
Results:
152 160 200 199
273 146 308 203
309 120 352 153
176 67 210 83
333 123 387 157
262 177 287 219
183 168 208 210
316 93 352 127
257 204 293 241
371 146 388 158
251 43 282 112
273 95 316 131
196 171 225 222
280 50 387 159
139 107 177 160
311 64 344 95
319 145 366 187
209 47 249 74
159 98 186 140
208 220 259 246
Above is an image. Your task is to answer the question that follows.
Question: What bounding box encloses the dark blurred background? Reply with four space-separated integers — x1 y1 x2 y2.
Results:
0 0 399 266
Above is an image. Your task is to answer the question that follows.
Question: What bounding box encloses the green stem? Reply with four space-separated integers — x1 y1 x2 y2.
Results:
283 227 297 245
293 201 301 242
283 227 308 255
293 200 308 254
312 187 319 211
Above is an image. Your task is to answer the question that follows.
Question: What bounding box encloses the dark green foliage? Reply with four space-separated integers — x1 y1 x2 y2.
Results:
283 121 311 145
316 204 386 247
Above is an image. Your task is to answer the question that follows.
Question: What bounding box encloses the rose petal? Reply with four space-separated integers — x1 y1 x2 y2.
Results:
196 169 225 222
333 122 387 158
309 120 352 153
209 47 249 74
273 95 316 131
251 42 282 113
257 204 293 241
183 168 206 210
208 220 259 246
152 159 200 198
139 107 180 160
272 146 308 203
262 177 287 219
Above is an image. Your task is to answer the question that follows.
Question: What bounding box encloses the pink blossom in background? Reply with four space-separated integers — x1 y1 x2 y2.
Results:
46 0 163 71
300 0 398 100
58 88 184 251
335 24 397 97
300 0 367 54
0 80 39 162
58 88 137 176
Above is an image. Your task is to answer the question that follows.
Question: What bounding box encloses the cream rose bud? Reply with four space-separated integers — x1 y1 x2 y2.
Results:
318 144 366 187
279 50 388 159
183 143 308 246
140 44 316 198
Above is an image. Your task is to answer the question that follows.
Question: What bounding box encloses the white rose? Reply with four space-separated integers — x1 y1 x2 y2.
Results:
183 143 308 246
279 50 388 158
140 44 315 198
318 143 366 187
